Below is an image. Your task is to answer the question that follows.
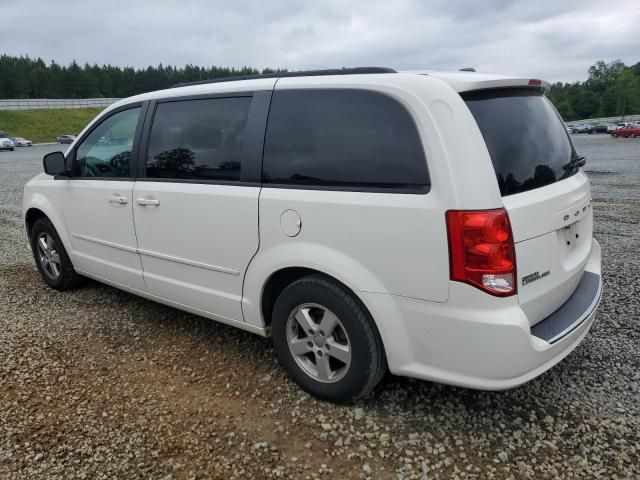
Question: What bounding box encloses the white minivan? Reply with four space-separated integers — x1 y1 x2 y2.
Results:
23 67 602 402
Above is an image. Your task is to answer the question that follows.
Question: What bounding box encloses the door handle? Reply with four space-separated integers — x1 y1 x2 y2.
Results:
136 197 160 206
107 195 128 204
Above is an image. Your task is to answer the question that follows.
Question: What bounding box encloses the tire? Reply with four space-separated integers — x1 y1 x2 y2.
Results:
612 133 618 138
31 217 83 290
631 133 637 138
272 274 386 402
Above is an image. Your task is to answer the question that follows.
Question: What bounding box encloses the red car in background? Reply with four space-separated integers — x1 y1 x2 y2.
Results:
611 125 640 138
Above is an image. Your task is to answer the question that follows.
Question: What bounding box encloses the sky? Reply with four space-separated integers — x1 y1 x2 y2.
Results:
2 0 639 83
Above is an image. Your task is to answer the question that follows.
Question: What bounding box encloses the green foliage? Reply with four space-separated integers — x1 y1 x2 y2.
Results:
0 108 103 143
548 60 640 121
0 54 287 99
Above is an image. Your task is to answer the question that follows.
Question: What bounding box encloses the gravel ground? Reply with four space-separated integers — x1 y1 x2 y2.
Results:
1 138 639 479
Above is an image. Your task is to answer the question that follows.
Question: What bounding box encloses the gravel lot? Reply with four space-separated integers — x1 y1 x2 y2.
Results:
1 138 639 479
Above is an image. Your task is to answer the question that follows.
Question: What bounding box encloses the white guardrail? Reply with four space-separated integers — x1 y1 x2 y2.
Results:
0 98 121 110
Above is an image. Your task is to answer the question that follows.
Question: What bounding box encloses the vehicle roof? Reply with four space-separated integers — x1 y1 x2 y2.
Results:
107 69 550 111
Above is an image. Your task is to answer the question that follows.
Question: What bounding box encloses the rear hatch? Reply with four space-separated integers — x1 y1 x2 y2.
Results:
463 88 593 325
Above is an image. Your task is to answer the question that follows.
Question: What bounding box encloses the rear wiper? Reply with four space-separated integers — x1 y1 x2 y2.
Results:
563 155 586 170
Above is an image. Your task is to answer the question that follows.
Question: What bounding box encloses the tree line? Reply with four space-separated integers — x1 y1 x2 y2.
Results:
1 54 639 121
548 60 640 121
0 54 286 99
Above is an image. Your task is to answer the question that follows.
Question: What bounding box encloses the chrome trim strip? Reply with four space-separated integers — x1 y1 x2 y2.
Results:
546 274 603 344
71 233 138 253
72 233 239 276
137 249 240 276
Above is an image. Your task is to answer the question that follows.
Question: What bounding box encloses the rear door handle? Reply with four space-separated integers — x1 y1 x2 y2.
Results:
107 195 128 204
136 197 160 206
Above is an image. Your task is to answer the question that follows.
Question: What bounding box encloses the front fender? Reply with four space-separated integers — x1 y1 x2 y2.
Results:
23 185 72 257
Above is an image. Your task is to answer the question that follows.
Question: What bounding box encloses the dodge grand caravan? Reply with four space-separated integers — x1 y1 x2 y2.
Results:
22 67 602 402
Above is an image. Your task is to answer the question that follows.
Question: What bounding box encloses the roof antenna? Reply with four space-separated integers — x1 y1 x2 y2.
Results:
459 67 476 72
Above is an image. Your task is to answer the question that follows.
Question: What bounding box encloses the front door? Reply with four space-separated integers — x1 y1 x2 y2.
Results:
132 95 264 322
61 106 146 291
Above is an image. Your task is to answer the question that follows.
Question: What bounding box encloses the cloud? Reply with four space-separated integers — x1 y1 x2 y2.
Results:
1 0 638 82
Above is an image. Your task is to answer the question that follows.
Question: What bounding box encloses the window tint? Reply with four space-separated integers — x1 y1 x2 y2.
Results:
262 89 429 190
463 89 579 196
146 97 252 181
74 107 140 177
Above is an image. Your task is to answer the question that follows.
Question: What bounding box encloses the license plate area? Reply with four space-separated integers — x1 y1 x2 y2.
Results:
561 220 581 252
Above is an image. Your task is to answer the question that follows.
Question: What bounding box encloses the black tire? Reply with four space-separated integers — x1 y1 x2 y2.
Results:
31 217 83 290
272 274 386 403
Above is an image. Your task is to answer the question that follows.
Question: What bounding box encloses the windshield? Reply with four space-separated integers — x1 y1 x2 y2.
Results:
463 88 579 196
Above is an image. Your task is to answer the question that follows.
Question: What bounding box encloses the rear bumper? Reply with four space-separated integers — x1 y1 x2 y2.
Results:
359 239 602 390
530 270 602 343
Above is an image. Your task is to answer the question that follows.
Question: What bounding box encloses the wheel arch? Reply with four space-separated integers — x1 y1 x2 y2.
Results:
23 194 73 255
25 207 48 237
242 242 389 329
258 265 389 368
260 266 378 329
261 266 317 327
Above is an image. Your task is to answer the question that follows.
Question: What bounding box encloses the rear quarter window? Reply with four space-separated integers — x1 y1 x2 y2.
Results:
463 89 579 196
262 89 429 192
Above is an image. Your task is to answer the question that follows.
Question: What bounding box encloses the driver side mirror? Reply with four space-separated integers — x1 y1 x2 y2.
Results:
43 151 68 177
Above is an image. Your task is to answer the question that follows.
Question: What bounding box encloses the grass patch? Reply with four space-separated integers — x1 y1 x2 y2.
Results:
0 108 103 143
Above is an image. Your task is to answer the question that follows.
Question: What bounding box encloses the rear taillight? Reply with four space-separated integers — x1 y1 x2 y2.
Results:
446 208 517 296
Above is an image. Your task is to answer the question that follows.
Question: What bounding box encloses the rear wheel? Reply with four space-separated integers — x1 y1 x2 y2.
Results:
31 217 83 290
612 133 618 138
272 275 386 402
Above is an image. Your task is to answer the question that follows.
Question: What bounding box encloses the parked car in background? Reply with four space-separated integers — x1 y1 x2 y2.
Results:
592 124 612 133
0 131 8 138
611 125 640 138
56 135 76 144
9 137 33 147
23 68 602 402
573 123 593 134
0 138 15 151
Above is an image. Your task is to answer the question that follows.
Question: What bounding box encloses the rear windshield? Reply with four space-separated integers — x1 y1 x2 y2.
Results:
463 88 579 196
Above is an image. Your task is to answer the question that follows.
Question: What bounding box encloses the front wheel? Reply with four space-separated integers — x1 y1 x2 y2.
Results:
31 217 83 290
272 275 386 403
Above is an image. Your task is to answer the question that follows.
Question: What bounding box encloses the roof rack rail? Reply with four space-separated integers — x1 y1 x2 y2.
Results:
171 67 396 88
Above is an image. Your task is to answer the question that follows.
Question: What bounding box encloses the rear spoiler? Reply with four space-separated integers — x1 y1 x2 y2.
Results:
409 71 551 93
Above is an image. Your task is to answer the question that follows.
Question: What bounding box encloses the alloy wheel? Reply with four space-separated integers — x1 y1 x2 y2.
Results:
36 233 61 279
286 303 351 383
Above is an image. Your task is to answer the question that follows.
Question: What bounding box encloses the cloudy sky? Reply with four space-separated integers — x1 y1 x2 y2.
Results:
2 0 639 83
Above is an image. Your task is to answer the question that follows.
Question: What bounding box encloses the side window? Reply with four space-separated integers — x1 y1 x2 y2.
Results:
145 97 252 181
262 89 429 190
74 107 141 178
